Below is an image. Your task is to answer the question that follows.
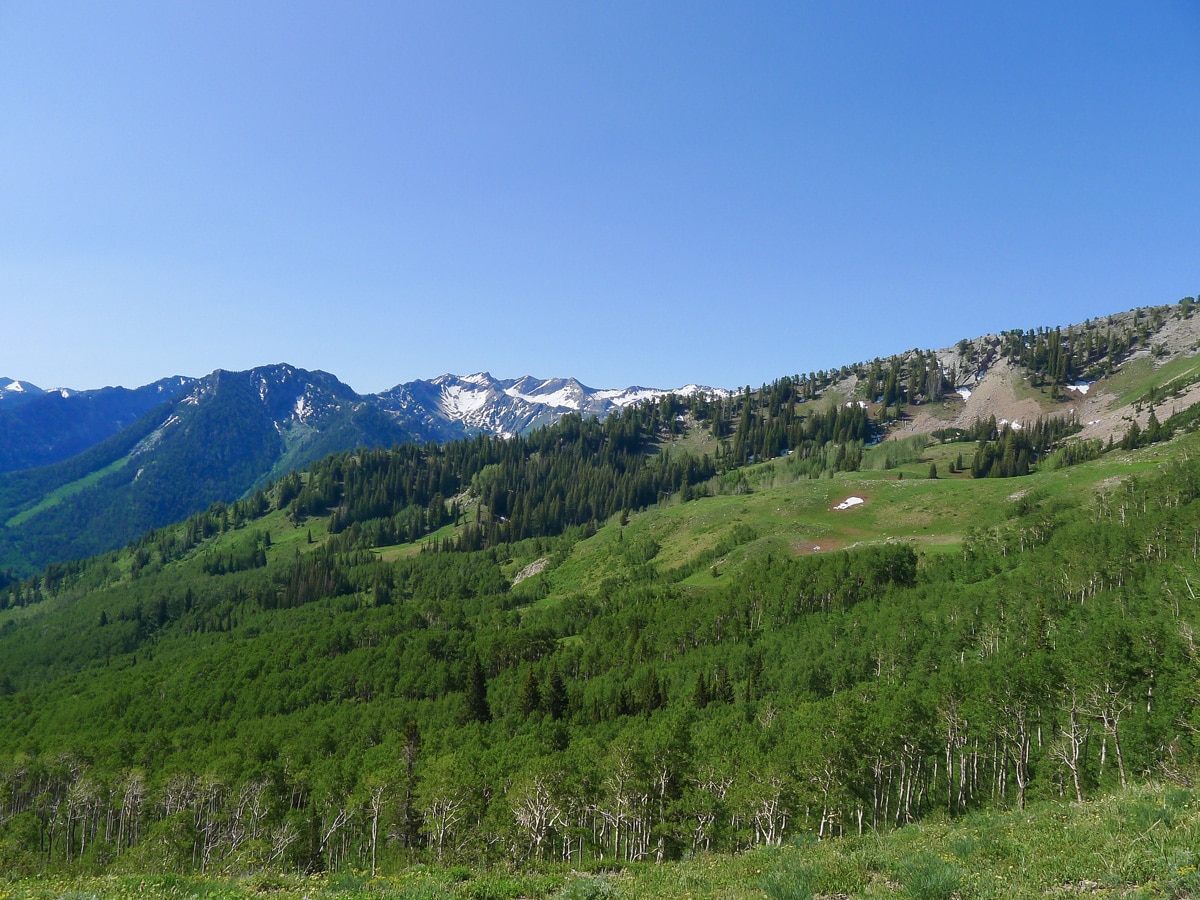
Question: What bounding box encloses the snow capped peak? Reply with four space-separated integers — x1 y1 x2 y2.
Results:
0 377 47 405
432 372 496 389
381 372 731 437
672 384 731 398
502 376 589 410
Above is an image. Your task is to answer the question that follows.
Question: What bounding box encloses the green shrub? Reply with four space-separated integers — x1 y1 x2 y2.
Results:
553 874 619 900
760 858 817 900
895 852 963 900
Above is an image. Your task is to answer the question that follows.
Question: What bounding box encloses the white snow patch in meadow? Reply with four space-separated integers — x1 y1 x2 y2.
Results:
846 400 868 409
834 496 864 510
1070 382 1093 395
957 387 972 401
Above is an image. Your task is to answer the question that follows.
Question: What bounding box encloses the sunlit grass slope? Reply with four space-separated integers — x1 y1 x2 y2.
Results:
3 782 1196 899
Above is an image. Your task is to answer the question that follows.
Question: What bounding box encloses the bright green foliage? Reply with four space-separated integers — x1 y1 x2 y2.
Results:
3 381 1200 877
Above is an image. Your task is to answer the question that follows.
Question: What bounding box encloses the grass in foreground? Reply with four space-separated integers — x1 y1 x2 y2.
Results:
5 783 1198 900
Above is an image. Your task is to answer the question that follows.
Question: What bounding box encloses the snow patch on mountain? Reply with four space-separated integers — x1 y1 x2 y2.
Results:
0 378 46 407
504 383 583 409
440 382 493 418
375 373 728 440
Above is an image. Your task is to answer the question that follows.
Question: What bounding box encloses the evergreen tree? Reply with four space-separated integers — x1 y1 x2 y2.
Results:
518 667 541 717
1146 408 1163 444
463 655 491 723
544 665 568 721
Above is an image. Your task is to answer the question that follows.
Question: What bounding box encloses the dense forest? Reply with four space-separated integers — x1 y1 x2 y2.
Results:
1 379 1200 877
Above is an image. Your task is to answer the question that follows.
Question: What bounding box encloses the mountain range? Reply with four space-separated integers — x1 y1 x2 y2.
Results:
0 375 193 473
0 368 726 572
3 299 1198 575
4 297 1200 884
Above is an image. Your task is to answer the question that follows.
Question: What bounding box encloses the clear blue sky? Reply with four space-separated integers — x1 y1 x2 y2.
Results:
2 2 1197 394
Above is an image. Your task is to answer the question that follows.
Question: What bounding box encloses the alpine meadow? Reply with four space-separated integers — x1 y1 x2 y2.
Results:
3 300 1200 898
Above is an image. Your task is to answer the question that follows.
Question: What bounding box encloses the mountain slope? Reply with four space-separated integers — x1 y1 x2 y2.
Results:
1 391 1199 877
0 369 728 572
2 297 1197 575
0 376 191 473
0 377 46 407
0 365 420 572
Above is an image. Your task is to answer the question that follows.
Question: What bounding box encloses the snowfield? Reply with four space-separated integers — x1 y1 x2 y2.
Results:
504 383 584 409
439 383 492 417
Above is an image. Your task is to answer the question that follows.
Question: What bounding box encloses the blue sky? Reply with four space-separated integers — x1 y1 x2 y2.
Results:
2 2 1197 394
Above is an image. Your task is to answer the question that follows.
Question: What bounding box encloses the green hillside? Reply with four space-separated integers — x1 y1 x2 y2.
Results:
0 366 419 576
2 318 1200 892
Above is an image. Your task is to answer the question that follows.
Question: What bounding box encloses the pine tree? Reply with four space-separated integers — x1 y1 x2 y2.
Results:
544 665 568 721
463 655 491 723
1146 408 1163 444
518 667 541 717
713 666 735 704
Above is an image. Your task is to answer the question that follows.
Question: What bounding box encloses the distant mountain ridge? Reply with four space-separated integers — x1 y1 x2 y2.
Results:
0 369 727 476
0 376 192 474
379 372 727 440
0 365 727 572
9 295 1195 576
